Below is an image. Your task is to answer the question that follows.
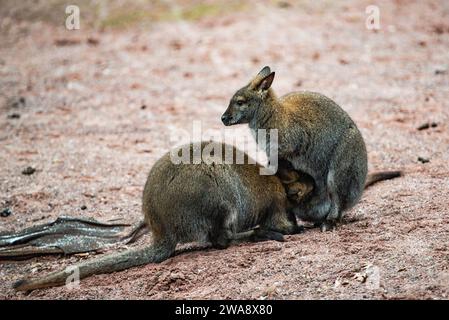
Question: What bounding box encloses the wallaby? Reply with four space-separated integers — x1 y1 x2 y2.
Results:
222 66 399 230
13 141 399 291
13 142 303 292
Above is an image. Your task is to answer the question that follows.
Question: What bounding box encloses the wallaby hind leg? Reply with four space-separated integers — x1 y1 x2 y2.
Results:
301 177 332 223
209 224 234 250
318 170 341 232
316 128 367 231
209 205 243 249
232 227 285 243
210 223 285 248
210 223 286 249
334 127 368 211
209 204 287 248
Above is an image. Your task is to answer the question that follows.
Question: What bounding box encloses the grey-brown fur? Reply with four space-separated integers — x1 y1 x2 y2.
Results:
222 66 369 229
13 142 302 291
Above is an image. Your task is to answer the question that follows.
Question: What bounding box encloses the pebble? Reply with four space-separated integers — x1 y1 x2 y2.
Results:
22 166 36 175
434 66 447 75
7 113 20 119
417 122 437 130
1 208 12 217
418 157 430 164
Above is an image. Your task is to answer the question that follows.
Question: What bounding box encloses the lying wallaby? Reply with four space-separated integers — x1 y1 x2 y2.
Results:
222 66 398 230
13 142 303 292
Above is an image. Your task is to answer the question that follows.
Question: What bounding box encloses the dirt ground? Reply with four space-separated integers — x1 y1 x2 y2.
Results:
1 0 448 299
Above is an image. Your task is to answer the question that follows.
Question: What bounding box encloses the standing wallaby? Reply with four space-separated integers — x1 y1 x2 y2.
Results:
13 142 303 292
222 66 392 230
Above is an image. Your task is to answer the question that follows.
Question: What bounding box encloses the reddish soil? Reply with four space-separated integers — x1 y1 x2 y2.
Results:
1 0 448 299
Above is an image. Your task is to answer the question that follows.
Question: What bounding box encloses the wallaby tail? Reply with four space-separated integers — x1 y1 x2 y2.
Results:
121 220 149 244
365 171 402 188
13 239 176 292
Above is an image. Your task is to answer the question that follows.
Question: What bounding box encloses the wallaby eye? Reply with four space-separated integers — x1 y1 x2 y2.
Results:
236 100 245 106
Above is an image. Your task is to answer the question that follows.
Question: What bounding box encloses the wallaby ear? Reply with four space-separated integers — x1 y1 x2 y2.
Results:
257 66 271 78
257 72 275 91
249 66 274 91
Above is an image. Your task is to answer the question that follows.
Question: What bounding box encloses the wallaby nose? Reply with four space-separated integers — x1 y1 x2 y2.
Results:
221 114 231 125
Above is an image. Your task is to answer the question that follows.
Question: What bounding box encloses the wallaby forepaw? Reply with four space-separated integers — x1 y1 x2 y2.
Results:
252 230 285 242
319 221 336 232
293 225 305 234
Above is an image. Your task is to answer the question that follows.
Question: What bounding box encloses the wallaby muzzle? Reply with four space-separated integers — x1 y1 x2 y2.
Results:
221 112 234 126
222 104 245 126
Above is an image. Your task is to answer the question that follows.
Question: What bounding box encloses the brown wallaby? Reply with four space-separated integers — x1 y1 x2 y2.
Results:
13 142 399 291
13 142 303 292
222 66 399 230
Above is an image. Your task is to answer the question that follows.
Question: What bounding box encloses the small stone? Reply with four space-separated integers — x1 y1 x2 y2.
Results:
432 24 448 35
418 157 430 164
81 205 87 210
55 38 81 46
82 192 96 198
7 113 20 119
417 123 430 130
86 37 100 46
251 57 260 64
1 208 12 217
417 122 437 130
354 272 367 283
435 66 447 75
22 166 36 175
169 40 182 50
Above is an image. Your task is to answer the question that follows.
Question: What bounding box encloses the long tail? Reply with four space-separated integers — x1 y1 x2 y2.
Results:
13 240 176 292
365 171 402 188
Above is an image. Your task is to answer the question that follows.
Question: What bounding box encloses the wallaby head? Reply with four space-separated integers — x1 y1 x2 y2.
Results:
221 66 276 126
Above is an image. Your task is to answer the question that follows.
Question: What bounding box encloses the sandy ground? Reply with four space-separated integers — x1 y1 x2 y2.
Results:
0 0 448 299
